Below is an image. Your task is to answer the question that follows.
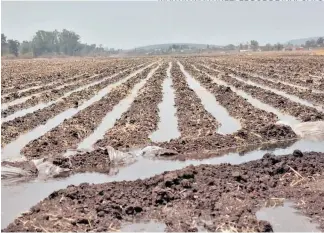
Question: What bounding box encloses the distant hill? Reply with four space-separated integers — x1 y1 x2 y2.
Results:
287 37 323 46
132 43 220 51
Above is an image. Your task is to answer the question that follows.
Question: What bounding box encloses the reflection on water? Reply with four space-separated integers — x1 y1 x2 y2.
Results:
120 220 166 232
256 201 320 232
179 62 241 134
150 62 180 142
2 138 323 228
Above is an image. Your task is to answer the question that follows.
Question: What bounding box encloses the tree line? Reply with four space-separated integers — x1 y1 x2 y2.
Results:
224 37 324 52
1 29 119 58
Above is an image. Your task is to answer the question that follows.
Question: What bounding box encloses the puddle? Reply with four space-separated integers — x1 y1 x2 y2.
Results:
1 138 324 228
1 66 139 122
72 65 161 153
150 62 181 142
2 138 324 228
1 63 156 161
231 75 324 113
197 65 301 126
1 172 113 228
256 201 320 232
120 220 166 232
178 62 241 134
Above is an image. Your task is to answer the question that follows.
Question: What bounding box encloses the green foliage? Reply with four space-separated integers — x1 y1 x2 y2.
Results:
7 39 20 57
250 40 259 51
2 29 112 58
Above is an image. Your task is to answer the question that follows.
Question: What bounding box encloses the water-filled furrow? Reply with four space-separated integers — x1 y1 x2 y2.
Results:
1 63 144 121
1 65 148 146
179 61 241 134
196 64 301 126
1 63 156 161
69 64 163 153
150 62 181 142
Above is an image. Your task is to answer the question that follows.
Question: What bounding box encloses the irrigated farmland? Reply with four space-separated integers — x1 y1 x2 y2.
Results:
2 55 324 232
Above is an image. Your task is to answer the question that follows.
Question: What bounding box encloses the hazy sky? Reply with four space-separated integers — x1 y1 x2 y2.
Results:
2 1 324 49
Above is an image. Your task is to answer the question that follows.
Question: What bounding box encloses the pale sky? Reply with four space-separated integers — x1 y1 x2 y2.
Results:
1 1 324 49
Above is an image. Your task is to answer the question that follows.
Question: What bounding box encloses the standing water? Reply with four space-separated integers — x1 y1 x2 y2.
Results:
72 65 161 153
150 62 181 142
178 62 241 134
1 63 156 161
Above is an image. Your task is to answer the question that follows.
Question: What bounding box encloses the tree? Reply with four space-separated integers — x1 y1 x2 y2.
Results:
1 33 8 55
250 40 259 51
305 40 316 48
317 37 324 46
274 43 284 51
58 29 80 56
20 41 32 54
264 43 273 51
8 39 20 57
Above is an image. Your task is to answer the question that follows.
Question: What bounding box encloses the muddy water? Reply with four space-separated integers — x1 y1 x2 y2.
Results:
1 101 56 123
247 72 324 94
150 62 180 142
256 201 320 232
231 75 324 113
2 138 324 228
1 64 155 161
197 65 301 126
1 66 135 122
2 74 86 100
1 95 41 110
178 62 241 134
73 65 161 152
120 220 166 232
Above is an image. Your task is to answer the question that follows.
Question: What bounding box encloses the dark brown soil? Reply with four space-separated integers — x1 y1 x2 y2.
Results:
4 151 324 232
209 62 324 106
197 64 324 122
1 59 146 95
21 65 155 159
1 64 145 147
156 62 296 154
1 63 135 116
204 55 324 91
169 61 220 137
95 63 168 149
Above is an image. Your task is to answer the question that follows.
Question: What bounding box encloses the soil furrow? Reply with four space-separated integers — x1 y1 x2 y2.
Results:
198 64 324 122
1 63 141 104
4 151 324 232
1 65 147 147
183 62 277 130
1 59 147 93
212 64 324 106
20 65 157 159
157 62 296 155
167 62 220 138
95 63 168 149
1 63 143 117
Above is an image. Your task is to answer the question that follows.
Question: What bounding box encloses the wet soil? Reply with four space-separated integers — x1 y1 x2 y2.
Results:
212 63 324 107
204 56 324 91
167 62 220 138
1 63 136 116
197 64 324 122
156 62 296 154
95 63 168 149
1 58 149 95
1 65 144 147
4 151 324 232
20 66 155 159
